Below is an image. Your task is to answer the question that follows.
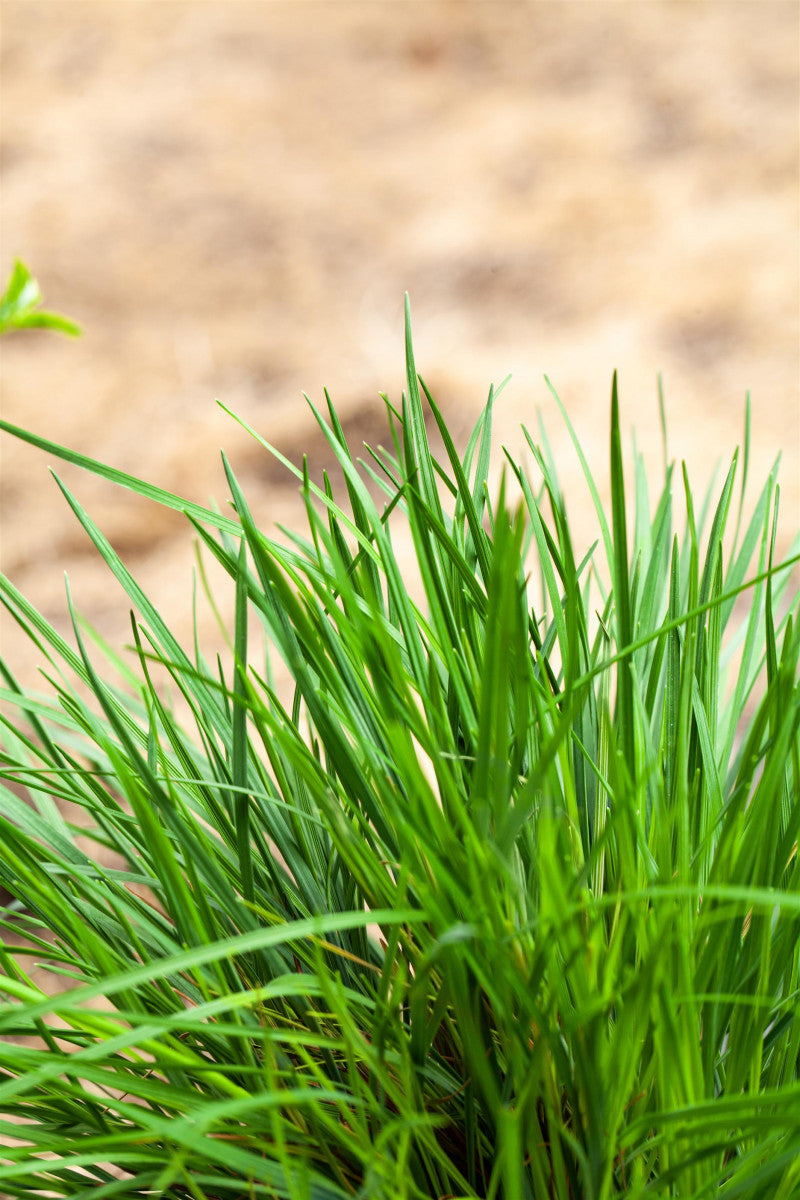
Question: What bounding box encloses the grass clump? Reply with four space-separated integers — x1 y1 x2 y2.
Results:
0 295 799 1199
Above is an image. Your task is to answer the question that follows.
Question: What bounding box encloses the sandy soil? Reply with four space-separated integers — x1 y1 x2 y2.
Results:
1 0 798 682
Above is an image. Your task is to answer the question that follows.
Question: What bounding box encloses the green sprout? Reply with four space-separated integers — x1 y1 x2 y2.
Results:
0 259 81 337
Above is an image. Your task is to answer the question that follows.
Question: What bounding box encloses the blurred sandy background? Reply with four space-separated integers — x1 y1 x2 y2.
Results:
1 0 798 681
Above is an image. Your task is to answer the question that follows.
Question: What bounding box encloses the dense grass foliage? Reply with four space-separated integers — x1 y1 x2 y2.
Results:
1 299 799 1199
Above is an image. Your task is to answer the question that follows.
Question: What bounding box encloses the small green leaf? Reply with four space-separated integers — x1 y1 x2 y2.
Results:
0 259 81 337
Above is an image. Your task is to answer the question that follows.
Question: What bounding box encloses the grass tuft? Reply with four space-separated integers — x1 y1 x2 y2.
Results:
1 299 799 1199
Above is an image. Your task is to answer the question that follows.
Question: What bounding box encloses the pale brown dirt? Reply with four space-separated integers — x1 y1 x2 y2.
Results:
1 0 798 676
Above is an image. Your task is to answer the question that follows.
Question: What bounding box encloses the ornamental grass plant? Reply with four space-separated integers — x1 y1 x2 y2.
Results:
0 273 798 1199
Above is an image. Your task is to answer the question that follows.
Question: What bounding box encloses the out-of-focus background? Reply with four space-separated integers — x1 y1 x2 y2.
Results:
1 0 798 680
